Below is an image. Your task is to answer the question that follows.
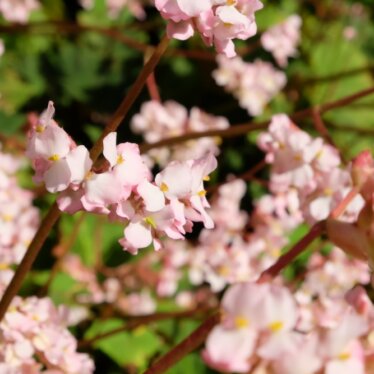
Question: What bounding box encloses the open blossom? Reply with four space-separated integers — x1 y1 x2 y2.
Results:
131 100 229 167
203 282 299 372
26 101 92 193
261 15 302 67
0 0 39 23
28 102 217 256
213 56 286 116
155 0 263 57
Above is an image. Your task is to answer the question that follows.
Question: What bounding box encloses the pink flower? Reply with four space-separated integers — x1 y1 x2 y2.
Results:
156 0 263 57
261 15 302 67
213 57 286 115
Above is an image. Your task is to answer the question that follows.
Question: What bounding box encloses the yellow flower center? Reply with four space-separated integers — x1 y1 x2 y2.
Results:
2 214 13 222
269 321 284 332
144 216 156 229
203 175 210 182
48 154 60 162
324 188 333 196
36 124 44 133
117 154 124 164
198 190 207 197
234 316 249 329
160 183 169 192
338 352 351 361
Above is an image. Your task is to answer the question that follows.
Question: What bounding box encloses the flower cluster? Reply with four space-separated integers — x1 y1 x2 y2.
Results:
155 0 263 57
0 145 39 267
27 102 217 255
258 114 363 223
131 100 229 167
204 282 373 374
0 0 39 23
0 290 94 373
213 56 286 116
261 14 302 67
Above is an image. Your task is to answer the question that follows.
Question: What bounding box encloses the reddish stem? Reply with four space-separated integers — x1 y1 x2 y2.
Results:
140 86 374 152
79 308 214 348
146 72 161 102
143 312 221 374
258 221 326 282
258 186 360 282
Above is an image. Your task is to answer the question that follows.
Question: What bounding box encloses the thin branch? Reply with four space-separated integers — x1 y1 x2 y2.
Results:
258 221 326 282
300 65 374 85
0 21 218 61
143 312 221 374
139 86 374 152
207 159 267 195
0 35 170 322
258 186 360 282
79 308 214 349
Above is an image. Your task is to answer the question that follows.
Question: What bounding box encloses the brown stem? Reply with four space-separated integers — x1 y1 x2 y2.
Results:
0 21 217 61
79 308 214 349
0 35 170 322
258 221 326 282
146 72 161 102
258 185 360 281
207 159 267 195
300 65 374 86
143 312 221 374
140 86 374 153
0 202 61 319
329 187 359 219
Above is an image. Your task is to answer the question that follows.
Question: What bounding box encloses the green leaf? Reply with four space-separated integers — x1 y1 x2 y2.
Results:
49 272 78 305
85 319 161 369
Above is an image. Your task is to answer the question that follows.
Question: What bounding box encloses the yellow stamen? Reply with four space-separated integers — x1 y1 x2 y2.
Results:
198 190 207 197
218 266 230 276
2 214 13 222
226 0 236 4
203 176 210 182
160 183 169 192
85 171 93 180
144 216 156 229
117 154 124 164
338 352 351 361
0 263 9 270
36 124 44 133
269 321 284 332
324 188 333 196
48 154 60 162
234 316 249 329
